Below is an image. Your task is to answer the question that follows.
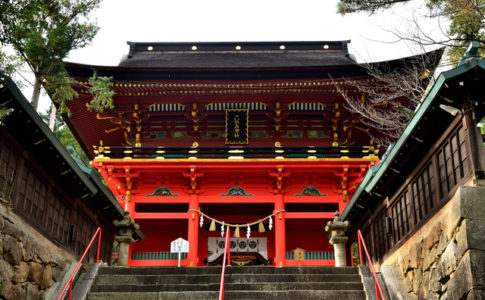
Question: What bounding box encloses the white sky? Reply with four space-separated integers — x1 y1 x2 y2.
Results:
22 0 446 112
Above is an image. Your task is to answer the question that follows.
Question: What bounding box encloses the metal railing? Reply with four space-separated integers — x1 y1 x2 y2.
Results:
357 230 386 300
286 250 334 260
218 226 231 300
131 251 187 260
57 227 102 300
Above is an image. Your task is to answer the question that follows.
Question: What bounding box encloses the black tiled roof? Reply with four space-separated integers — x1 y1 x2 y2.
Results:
118 41 355 68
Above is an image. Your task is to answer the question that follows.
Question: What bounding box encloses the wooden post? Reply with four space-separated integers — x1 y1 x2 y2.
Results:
464 97 485 179
274 193 286 267
187 193 199 266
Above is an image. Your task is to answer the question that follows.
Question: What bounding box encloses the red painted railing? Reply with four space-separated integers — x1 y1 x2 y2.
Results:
357 230 386 300
57 227 102 300
218 226 230 300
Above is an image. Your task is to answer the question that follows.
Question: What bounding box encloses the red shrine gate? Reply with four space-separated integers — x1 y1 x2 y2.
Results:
92 157 375 267
61 41 439 267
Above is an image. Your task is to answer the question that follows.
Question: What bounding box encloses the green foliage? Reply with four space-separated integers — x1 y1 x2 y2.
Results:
351 242 360 265
44 71 115 116
0 105 14 126
45 71 78 116
0 0 101 107
0 0 100 75
87 72 115 113
39 107 90 166
428 0 485 61
0 47 22 77
0 46 24 88
338 0 408 14
337 0 485 59
1 0 115 114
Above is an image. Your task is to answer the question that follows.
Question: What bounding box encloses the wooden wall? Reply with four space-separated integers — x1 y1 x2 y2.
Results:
0 130 115 263
360 118 475 263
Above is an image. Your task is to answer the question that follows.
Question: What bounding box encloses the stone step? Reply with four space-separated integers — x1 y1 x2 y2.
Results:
94 273 362 285
91 281 364 292
98 266 359 276
88 290 366 300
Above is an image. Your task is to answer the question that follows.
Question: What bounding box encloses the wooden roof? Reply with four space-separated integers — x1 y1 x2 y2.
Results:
119 41 354 69
342 56 485 222
61 44 443 158
0 74 124 220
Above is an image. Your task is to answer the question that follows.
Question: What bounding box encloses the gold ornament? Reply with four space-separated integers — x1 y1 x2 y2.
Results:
209 220 216 231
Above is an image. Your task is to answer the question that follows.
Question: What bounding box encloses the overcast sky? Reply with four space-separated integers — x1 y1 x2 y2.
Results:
28 0 446 111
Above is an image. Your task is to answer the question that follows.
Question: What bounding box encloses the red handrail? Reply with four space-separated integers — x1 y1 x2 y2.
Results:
357 230 386 300
57 227 102 300
218 226 230 300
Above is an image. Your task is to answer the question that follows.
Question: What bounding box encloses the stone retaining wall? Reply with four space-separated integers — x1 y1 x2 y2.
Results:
381 185 485 300
0 202 75 300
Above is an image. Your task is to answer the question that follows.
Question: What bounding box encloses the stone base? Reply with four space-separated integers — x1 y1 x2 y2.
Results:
0 202 75 300
380 185 485 300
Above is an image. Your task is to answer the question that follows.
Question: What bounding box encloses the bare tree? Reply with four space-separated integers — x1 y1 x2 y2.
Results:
333 49 443 146
338 0 485 61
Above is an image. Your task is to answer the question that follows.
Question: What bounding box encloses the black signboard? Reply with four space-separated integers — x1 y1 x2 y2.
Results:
225 109 249 144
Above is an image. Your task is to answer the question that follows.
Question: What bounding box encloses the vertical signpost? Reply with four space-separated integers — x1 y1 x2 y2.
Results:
170 238 189 267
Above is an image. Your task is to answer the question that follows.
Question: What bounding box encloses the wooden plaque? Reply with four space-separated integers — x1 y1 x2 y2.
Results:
225 109 249 144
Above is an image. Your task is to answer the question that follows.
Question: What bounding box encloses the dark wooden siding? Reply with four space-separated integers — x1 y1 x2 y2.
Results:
366 121 473 262
0 133 114 264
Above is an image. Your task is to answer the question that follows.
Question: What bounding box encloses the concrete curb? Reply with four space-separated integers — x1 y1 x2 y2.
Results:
71 263 102 300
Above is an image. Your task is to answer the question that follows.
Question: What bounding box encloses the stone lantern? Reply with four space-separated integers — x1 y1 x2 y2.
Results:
113 212 140 267
325 211 350 267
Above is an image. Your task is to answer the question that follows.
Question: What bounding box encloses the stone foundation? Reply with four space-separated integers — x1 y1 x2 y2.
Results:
0 203 75 300
381 185 485 300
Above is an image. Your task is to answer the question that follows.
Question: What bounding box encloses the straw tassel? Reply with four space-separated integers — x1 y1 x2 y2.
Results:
258 221 265 233
209 219 216 231
234 226 240 238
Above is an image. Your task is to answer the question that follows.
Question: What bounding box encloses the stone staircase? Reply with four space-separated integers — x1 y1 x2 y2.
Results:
87 266 367 300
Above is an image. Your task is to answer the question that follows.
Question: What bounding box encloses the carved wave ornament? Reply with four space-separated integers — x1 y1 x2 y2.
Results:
220 186 254 196
146 186 179 196
295 186 328 196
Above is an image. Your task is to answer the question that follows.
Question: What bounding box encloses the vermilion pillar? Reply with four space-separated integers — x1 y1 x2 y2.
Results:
125 199 135 216
274 193 286 267
187 193 199 266
125 198 135 267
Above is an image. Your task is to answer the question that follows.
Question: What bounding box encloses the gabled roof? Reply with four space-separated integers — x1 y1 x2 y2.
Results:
119 41 354 69
65 43 443 81
0 74 124 219
342 55 485 221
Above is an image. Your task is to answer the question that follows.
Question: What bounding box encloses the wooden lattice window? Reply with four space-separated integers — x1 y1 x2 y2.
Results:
411 163 435 224
13 161 49 232
372 212 391 260
30 176 48 226
0 144 18 202
437 126 469 199
391 191 411 244
46 193 70 244
391 204 399 244
76 212 96 260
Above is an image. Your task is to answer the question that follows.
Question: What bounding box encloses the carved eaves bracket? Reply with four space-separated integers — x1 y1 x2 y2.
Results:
269 167 290 193
182 167 204 194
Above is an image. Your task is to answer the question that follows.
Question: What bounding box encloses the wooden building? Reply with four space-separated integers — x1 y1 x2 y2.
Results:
342 45 485 299
0 74 128 264
61 41 441 267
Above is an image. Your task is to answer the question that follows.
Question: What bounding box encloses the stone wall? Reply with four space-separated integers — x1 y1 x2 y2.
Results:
380 185 485 300
0 203 75 300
